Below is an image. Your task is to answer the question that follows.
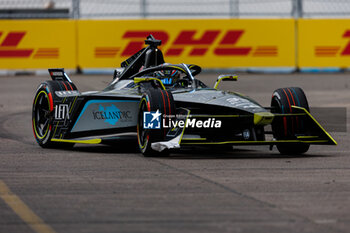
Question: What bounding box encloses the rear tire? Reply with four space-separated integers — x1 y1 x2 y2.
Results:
271 87 310 155
137 88 175 156
32 81 75 149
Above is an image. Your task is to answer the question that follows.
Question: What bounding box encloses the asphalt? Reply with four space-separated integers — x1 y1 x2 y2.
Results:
0 72 349 233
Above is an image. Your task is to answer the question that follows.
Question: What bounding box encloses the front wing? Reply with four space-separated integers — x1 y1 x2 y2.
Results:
178 106 336 147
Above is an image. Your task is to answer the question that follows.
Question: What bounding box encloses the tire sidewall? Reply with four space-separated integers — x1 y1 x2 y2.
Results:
32 82 54 147
271 87 310 155
137 89 175 156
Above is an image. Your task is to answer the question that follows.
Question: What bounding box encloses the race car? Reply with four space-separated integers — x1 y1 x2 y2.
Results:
32 35 337 156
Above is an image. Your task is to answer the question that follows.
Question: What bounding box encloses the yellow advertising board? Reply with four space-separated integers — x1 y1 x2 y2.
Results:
298 19 350 68
0 20 76 69
78 19 295 68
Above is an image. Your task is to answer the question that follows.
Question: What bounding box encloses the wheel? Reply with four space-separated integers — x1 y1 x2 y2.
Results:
271 87 310 155
137 88 175 156
32 81 75 149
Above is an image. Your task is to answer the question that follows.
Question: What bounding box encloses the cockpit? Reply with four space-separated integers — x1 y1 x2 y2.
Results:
107 63 209 92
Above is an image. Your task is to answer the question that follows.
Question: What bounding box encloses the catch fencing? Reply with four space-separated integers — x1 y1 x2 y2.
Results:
1 0 350 19
1 1 350 70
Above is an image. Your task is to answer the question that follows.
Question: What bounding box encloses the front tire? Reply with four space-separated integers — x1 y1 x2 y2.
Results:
137 88 175 156
271 87 310 155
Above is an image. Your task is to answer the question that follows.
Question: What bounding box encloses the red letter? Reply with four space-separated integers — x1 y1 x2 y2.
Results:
1 32 26 47
166 30 220 56
341 30 350 56
0 31 33 57
121 31 168 56
214 30 251 56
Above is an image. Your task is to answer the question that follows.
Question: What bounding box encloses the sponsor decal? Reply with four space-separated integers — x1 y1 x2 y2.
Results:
315 30 350 57
143 110 222 129
50 71 63 76
55 90 79 97
143 110 161 129
92 104 132 125
226 97 261 109
163 117 222 129
242 129 250 140
94 30 278 58
0 31 59 59
55 104 70 120
71 100 138 132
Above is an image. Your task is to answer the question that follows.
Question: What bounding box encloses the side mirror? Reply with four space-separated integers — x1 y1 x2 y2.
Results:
214 75 237 89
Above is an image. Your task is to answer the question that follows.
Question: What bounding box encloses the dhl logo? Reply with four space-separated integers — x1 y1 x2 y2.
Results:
95 30 278 58
315 30 350 57
0 31 59 59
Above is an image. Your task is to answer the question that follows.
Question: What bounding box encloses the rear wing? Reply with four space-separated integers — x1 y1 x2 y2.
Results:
48 68 72 83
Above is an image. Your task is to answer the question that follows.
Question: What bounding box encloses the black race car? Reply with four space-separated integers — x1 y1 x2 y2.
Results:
32 35 336 156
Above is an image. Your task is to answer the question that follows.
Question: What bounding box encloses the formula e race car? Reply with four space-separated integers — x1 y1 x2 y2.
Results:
32 35 337 156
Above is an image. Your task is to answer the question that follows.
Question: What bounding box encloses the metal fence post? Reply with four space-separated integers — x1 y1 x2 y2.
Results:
230 0 239 18
141 0 147 18
292 0 303 18
72 0 80 19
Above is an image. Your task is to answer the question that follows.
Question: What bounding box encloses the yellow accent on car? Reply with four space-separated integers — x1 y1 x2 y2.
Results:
169 66 186 73
297 136 319 139
214 75 238 89
193 114 241 118
33 91 50 139
137 98 149 149
181 140 329 145
254 112 274 125
134 77 166 90
291 106 337 145
51 138 102 144
181 138 207 141
178 109 191 144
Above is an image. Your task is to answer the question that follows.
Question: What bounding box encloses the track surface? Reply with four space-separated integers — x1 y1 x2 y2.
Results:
0 72 349 233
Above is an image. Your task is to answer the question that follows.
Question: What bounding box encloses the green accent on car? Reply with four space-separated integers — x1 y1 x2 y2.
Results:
51 138 102 144
214 75 238 89
134 77 166 90
254 112 274 125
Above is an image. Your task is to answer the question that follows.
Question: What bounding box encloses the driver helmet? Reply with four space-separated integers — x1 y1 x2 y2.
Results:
154 69 180 86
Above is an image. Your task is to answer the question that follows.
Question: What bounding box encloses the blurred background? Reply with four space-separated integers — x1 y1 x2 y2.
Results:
1 0 350 19
1 0 350 72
